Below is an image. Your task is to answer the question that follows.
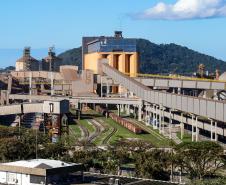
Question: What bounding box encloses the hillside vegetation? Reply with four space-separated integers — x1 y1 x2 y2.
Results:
58 39 226 75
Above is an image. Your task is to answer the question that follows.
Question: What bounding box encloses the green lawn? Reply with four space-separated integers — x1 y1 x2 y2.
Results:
79 119 95 134
69 124 81 139
99 118 171 147
93 121 113 145
177 132 192 143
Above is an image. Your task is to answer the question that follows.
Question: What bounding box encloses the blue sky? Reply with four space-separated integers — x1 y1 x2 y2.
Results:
0 0 226 67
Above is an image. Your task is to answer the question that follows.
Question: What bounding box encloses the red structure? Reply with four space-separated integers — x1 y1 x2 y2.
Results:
96 106 143 134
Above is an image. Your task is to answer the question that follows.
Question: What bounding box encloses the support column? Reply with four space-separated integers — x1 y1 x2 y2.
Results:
169 109 172 139
180 113 184 140
153 105 156 129
106 81 109 97
117 104 120 117
162 107 165 134
195 116 199 142
191 114 194 142
133 106 136 119
126 105 130 115
210 119 213 141
154 105 157 129
178 88 181 95
138 105 142 122
215 121 218 142
159 106 162 133
120 104 124 113
146 105 149 125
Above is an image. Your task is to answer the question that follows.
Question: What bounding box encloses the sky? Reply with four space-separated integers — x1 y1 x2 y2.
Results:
0 0 226 67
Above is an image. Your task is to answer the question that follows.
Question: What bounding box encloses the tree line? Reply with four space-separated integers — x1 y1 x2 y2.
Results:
0 126 226 184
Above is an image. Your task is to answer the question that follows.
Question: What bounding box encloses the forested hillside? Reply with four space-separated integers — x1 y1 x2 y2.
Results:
58 39 226 75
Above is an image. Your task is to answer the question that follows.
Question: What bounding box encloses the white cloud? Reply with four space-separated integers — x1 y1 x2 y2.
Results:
133 0 226 20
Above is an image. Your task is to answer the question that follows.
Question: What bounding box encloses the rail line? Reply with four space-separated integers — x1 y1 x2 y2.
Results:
79 124 89 140
96 118 118 145
87 119 103 143
102 126 117 145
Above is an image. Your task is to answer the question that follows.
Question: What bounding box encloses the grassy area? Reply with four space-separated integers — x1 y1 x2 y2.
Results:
79 119 95 134
69 124 81 139
99 117 171 147
177 132 192 143
93 121 113 145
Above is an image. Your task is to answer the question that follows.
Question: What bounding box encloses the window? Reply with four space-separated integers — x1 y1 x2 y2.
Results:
30 175 45 184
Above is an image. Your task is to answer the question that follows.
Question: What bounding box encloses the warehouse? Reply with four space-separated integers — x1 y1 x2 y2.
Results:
0 159 83 185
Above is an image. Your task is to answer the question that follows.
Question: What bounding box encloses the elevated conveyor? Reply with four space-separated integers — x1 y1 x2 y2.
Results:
0 103 43 115
102 63 226 122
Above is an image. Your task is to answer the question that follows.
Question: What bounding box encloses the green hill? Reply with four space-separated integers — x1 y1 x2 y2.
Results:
58 39 226 75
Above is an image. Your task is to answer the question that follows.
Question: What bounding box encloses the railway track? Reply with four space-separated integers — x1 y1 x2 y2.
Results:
79 124 89 140
87 119 104 143
96 118 118 145
102 126 117 145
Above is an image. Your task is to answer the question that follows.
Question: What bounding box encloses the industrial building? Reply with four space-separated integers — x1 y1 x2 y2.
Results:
15 47 39 71
15 47 62 72
0 159 83 185
1 31 226 145
83 31 138 77
42 47 62 72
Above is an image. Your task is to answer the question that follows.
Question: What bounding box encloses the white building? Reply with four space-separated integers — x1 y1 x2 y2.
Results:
0 159 83 185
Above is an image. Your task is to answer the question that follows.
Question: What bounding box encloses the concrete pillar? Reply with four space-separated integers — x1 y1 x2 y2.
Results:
159 106 162 133
180 113 184 140
210 120 213 141
133 106 136 119
106 81 109 97
178 88 181 95
120 104 124 113
215 121 218 142
145 105 149 125
169 110 172 139
153 105 156 129
117 104 120 116
126 105 130 115
162 108 165 134
195 116 199 142
78 110 81 120
191 115 194 142
169 118 172 140
138 105 142 122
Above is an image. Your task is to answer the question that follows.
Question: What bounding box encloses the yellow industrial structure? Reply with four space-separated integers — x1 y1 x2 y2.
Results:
83 31 139 78
84 52 138 77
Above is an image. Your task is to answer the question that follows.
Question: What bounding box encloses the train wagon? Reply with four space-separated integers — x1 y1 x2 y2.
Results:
95 105 143 134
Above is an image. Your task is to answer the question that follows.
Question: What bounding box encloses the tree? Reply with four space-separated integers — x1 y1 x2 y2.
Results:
0 137 25 161
175 141 224 180
134 150 171 180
